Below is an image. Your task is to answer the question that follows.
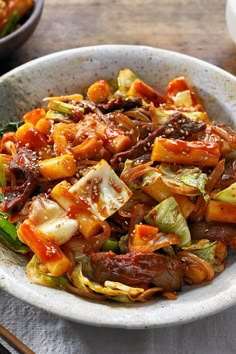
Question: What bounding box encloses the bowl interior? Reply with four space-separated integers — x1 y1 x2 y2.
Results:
1 45 236 328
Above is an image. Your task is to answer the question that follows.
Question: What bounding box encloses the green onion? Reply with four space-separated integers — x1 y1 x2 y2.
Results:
0 121 23 136
48 100 84 116
0 216 29 254
42 274 69 289
101 239 120 253
0 11 20 38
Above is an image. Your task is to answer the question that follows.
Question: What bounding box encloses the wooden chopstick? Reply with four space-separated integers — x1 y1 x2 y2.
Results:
0 324 35 354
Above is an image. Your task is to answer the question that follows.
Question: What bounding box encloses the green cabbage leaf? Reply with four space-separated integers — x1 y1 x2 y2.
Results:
144 196 191 247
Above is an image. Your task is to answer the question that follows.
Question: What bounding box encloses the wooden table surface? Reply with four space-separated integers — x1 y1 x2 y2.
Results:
0 0 236 77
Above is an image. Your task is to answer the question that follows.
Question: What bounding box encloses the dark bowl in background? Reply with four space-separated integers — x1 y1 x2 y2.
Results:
0 0 44 60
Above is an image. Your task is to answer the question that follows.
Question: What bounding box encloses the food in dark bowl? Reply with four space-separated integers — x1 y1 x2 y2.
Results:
0 0 44 59
0 0 33 38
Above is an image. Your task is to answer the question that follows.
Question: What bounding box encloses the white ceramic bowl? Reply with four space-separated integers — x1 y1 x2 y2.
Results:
226 0 236 44
1 45 236 329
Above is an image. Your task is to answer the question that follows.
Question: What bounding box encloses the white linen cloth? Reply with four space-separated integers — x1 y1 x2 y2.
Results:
1 288 236 354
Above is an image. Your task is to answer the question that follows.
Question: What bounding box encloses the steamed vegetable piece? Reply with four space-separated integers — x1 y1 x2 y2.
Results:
140 171 195 218
46 99 84 121
0 67 234 303
69 159 132 220
144 196 191 247
181 239 227 273
26 254 70 289
176 251 215 285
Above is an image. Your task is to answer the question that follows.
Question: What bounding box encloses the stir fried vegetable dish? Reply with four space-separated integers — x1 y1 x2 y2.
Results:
1 68 236 303
0 0 33 38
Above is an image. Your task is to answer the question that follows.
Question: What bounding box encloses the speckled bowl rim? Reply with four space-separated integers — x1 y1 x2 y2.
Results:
1 45 236 329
